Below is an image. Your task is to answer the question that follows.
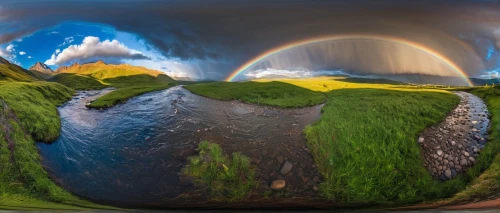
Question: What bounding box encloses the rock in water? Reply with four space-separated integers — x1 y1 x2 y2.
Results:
280 161 293 175
271 180 286 190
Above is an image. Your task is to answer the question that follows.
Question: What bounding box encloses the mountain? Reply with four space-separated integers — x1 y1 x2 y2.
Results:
26 62 55 80
469 78 500 86
56 60 169 80
0 56 39 81
51 61 175 88
29 62 53 73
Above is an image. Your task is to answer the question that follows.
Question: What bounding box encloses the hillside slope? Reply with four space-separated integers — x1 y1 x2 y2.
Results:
0 57 39 81
56 60 173 81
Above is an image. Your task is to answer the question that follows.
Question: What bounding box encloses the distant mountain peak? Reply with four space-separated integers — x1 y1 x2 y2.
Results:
29 62 53 73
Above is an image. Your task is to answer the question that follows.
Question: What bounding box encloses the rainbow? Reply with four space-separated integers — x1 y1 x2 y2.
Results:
225 34 474 86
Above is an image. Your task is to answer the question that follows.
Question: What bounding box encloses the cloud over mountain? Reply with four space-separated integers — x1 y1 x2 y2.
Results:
45 36 149 65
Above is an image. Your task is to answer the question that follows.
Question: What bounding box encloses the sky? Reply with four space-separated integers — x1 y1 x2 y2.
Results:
1 0 500 83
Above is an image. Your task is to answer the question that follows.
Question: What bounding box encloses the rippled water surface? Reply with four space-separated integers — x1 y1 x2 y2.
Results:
38 86 322 206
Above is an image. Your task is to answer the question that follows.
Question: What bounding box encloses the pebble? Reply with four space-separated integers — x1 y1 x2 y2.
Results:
460 159 468 166
277 156 284 164
437 150 443 156
270 180 286 190
280 161 293 175
445 169 452 179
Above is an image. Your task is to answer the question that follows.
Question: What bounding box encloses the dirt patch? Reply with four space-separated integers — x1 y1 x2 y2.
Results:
417 92 490 180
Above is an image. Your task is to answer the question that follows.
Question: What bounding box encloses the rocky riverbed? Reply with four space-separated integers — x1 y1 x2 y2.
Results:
418 92 490 180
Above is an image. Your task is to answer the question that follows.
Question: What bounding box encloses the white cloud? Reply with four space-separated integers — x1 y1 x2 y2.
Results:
494 30 500 49
59 36 74 46
45 36 149 65
0 48 10 57
19 51 26 55
55 49 61 54
6 44 15 52
51 31 59 34
244 68 347 80
28 56 33 59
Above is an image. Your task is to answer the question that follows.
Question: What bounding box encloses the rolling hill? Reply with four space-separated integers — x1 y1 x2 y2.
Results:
0 56 39 81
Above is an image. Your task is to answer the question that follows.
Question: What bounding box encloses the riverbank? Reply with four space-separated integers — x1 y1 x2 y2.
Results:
0 81 114 210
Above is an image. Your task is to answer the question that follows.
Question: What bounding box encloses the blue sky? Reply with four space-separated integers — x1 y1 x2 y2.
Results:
0 21 194 79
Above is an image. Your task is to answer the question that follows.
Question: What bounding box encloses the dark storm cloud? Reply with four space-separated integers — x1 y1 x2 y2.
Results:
2 0 500 80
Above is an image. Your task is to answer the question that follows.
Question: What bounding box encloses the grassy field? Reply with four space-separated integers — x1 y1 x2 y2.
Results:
183 141 258 201
49 73 107 90
0 62 38 82
0 81 113 210
0 81 74 142
185 81 326 108
305 89 462 203
88 84 175 109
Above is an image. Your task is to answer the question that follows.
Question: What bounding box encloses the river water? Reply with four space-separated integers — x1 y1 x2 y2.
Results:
37 86 323 206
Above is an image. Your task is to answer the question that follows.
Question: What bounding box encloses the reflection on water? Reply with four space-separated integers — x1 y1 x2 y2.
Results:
38 86 322 206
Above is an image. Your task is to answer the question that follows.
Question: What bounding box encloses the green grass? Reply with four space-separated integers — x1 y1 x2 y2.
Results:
0 63 38 82
183 141 258 201
49 73 107 90
0 81 74 142
184 81 326 108
88 84 174 109
304 89 463 204
103 74 175 88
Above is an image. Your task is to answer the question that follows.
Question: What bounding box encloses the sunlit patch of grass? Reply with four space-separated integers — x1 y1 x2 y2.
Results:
184 81 326 108
88 84 174 109
49 73 107 90
0 81 74 142
183 141 258 201
304 88 463 204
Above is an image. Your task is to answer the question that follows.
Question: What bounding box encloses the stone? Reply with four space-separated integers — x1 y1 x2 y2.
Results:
463 151 470 157
458 144 463 149
451 169 457 177
445 169 452 179
312 176 320 182
451 141 456 146
301 176 310 183
469 157 475 163
437 150 443 156
472 121 478 124
270 180 286 190
447 156 454 161
280 161 293 175
277 156 284 164
449 162 454 167
460 159 468 166
474 134 481 140
313 186 318 191
418 137 425 143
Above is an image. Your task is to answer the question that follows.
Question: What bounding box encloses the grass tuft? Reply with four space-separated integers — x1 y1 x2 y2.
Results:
183 141 258 201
